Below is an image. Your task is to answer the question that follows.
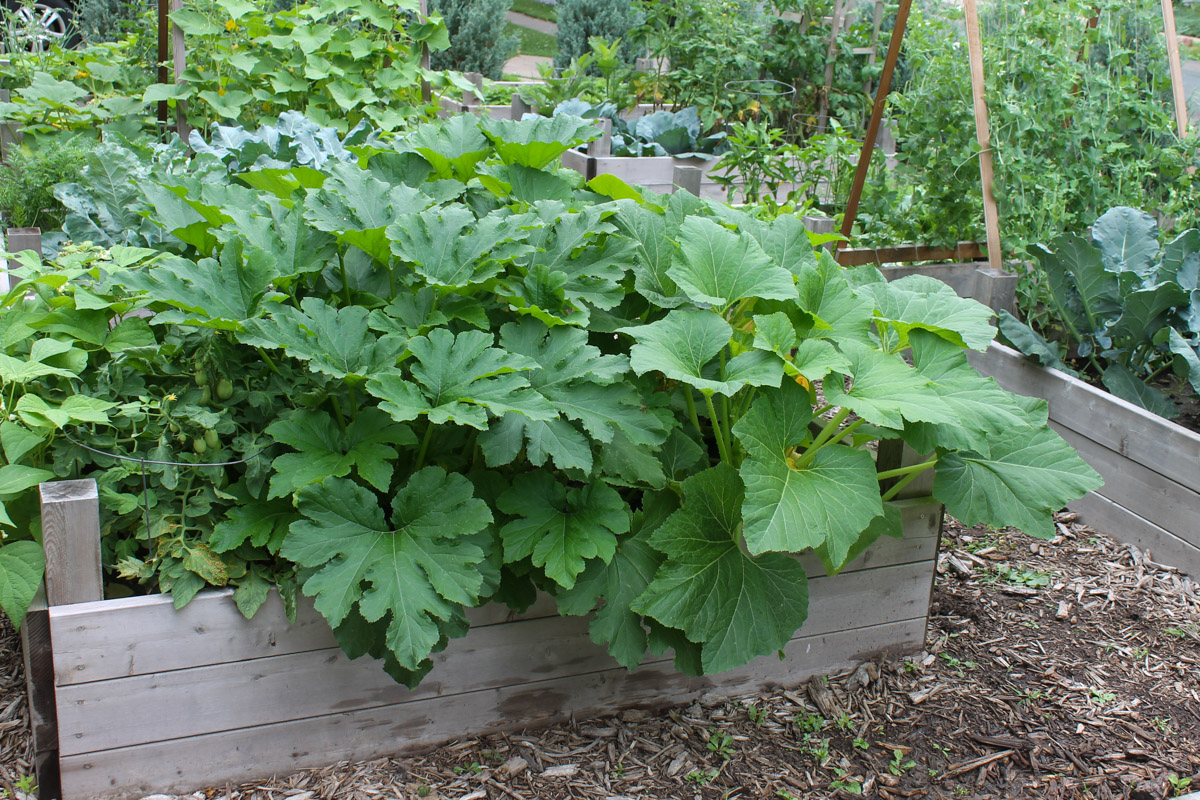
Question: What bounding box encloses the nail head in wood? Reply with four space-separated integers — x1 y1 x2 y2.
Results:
40 479 104 607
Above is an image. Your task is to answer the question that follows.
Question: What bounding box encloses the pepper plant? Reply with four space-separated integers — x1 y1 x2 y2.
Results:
2 113 1099 688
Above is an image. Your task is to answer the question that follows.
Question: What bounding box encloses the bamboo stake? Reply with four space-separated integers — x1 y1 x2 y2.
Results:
962 0 1002 273
1162 0 1189 137
837 0 912 247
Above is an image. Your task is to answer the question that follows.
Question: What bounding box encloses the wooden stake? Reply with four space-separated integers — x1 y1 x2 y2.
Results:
962 0 1003 273
171 0 189 141
1162 0 1189 138
816 0 847 133
419 0 431 103
157 0 169 128
864 0 885 96
838 0 912 246
40 480 104 607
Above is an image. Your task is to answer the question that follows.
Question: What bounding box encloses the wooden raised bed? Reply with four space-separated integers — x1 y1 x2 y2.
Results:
968 342 1200 570
24 479 943 800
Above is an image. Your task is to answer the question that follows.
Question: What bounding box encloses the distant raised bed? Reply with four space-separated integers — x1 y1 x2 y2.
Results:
24 480 941 800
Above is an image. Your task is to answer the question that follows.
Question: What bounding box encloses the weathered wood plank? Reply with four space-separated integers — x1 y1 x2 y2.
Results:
836 242 987 267
1049 422 1200 554
50 591 560 686
20 588 61 800
969 343 1200 491
55 554 936 756
51 499 938 684
40 480 103 606
1067 491 1200 569
59 617 927 799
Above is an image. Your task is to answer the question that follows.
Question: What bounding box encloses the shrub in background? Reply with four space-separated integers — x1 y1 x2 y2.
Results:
555 0 639 70
0 139 93 230
430 0 518 79
74 0 147 43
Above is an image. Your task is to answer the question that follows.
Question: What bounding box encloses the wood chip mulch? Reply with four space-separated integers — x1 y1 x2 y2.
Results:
1 512 1198 800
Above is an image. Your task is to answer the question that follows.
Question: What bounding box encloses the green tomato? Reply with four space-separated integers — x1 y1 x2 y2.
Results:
199 386 211 405
204 429 220 450
194 369 209 387
193 437 207 455
216 378 234 401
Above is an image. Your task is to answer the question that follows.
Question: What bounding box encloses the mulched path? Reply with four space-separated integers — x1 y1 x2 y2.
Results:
2 512 1198 800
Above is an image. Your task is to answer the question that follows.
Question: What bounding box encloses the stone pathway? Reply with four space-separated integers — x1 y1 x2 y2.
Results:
506 10 557 35
503 54 552 78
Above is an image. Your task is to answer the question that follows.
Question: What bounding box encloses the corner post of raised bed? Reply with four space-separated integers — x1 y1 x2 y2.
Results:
463 72 484 106
511 93 531 120
588 118 612 157
418 0 431 103
972 265 1017 315
4 226 41 292
0 83 21 164
40 480 104 607
672 165 702 196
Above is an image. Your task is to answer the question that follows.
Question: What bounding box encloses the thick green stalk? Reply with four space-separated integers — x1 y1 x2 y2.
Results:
876 456 938 482
792 407 851 470
828 417 867 447
881 460 937 502
413 422 435 472
337 250 353 307
683 387 704 439
704 393 731 463
329 395 348 432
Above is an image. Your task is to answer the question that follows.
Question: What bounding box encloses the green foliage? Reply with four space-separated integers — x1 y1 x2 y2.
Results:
0 112 1098 690
555 0 639 70
75 0 147 43
0 138 94 229
431 0 518 80
1000 207 1200 419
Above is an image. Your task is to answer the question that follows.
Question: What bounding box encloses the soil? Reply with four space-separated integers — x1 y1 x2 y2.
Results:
2 512 1198 800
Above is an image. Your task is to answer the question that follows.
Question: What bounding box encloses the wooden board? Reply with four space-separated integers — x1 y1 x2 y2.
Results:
59 618 928 799
50 501 938 686
969 343 1200 568
968 343 1200 490
44 499 940 799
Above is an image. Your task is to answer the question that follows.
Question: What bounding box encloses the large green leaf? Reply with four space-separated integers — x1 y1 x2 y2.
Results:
1159 229 1200 285
388 206 532 289
733 381 883 565
266 408 416 498
934 427 1102 539
283 472 491 670
366 328 555 430
1091 206 1158 278
409 115 492 180
859 274 997 351
631 464 810 674
1034 236 1120 336
1107 282 1188 342
239 298 407 383
1100 364 1178 418
556 493 676 669
1162 327 1200 394
497 471 629 589
0 338 81 383
996 311 1076 374
611 200 686 308
116 241 278 330
481 115 599 169
907 330 1048 453
824 341 958 428
795 251 875 345
742 214 818 276
667 217 796 309
0 541 45 625
619 310 730 392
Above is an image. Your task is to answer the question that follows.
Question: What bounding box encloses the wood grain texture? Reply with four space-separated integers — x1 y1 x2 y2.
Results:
835 242 986 267
59 618 928 799
40 480 103 606
50 499 939 685
20 588 62 800
1067 491 1200 569
968 343 1200 490
55 556 936 756
962 0 1003 272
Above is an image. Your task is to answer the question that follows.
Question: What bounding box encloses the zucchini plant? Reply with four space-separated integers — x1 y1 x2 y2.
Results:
1000 207 1200 419
2 112 1099 687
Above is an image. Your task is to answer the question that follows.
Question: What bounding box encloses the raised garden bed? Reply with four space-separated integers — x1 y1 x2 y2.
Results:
968 342 1200 571
24 480 942 800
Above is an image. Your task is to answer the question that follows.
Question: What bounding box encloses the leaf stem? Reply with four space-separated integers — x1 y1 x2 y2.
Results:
414 421 435 471
876 455 938 482
683 386 704 439
793 407 851 470
704 393 731 463
337 250 353 307
829 417 867 447
256 347 282 376
330 395 347 432
881 459 937 502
